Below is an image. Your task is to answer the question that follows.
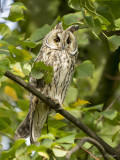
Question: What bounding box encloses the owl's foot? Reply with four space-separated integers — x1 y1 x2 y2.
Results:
47 97 63 112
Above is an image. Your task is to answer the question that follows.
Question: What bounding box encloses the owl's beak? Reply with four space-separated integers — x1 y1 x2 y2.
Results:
62 45 65 50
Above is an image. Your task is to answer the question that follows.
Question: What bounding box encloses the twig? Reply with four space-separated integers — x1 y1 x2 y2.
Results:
81 147 99 160
4 71 120 160
105 74 120 81
66 137 109 160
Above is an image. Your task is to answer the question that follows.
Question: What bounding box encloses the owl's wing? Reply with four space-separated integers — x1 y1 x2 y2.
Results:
29 76 49 143
14 74 49 144
14 76 38 141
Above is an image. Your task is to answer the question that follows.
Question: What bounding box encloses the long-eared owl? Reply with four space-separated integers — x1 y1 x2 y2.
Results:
14 22 79 143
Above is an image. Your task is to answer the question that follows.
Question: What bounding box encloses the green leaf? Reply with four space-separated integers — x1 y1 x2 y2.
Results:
8 45 32 62
0 118 9 131
65 86 78 105
15 146 27 157
70 154 77 160
31 61 53 84
1 139 26 160
63 12 82 25
11 2 27 11
68 0 81 10
19 40 37 48
119 63 120 71
6 5 24 22
27 145 38 153
74 60 94 79
101 110 118 120
85 16 94 27
31 68 44 80
115 18 120 28
96 5 114 29
51 16 61 29
0 41 10 56
112 129 120 142
92 18 102 35
30 24 51 42
41 138 53 148
48 119 66 129
0 40 9 47
83 104 103 112
37 133 55 141
17 100 29 111
55 134 76 144
0 24 12 37
52 147 67 157
0 58 10 76
0 144 3 151
108 35 120 51
16 155 30 160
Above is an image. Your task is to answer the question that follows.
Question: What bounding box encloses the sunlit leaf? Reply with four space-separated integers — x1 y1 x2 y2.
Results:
53 113 65 120
0 24 12 37
4 86 18 101
13 67 25 77
8 45 32 62
6 5 24 22
38 151 49 159
73 98 90 107
52 147 67 157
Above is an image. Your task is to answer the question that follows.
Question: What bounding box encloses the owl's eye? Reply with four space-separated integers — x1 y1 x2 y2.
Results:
54 36 60 43
67 37 71 44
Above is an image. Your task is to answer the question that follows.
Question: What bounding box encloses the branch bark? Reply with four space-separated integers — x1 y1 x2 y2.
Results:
66 137 109 160
4 71 120 160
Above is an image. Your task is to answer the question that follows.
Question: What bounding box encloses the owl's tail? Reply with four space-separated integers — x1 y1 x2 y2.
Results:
30 102 49 143
14 113 30 140
14 99 49 144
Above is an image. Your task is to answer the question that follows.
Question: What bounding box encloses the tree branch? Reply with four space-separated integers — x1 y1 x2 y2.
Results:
4 71 120 160
66 137 109 160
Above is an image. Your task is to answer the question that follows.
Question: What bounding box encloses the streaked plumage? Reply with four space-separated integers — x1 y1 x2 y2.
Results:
14 22 79 143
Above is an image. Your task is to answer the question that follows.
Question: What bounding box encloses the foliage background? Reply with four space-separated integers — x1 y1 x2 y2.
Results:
0 0 120 159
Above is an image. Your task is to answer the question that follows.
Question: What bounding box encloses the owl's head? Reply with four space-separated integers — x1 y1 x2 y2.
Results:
44 22 79 55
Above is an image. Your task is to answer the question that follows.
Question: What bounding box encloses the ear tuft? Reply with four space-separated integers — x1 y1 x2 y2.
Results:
66 25 79 33
53 22 63 30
